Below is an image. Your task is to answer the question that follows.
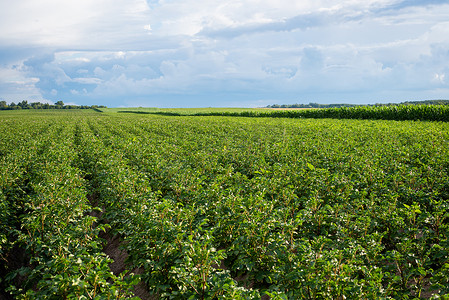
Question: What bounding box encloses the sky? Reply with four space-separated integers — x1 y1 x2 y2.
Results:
1 0 449 107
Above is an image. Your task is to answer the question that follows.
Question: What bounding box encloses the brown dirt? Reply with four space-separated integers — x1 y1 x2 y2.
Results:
100 230 155 299
88 196 155 299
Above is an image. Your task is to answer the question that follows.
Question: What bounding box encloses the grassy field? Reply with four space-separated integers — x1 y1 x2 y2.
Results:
1 109 449 299
101 104 449 122
100 107 267 114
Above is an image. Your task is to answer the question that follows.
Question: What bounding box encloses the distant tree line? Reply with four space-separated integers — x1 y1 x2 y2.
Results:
267 102 358 108
373 99 449 106
266 99 449 108
0 100 106 110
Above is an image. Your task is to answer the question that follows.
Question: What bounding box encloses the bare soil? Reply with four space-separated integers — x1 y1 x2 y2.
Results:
88 194 154 299
100 230 154 299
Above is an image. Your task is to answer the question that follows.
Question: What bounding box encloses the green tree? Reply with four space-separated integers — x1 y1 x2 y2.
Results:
18 100 31 109
31 102 43 109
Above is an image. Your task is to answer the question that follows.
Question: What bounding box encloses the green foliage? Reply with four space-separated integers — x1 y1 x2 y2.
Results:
115 104 449 122
1 110 449 298
267 99 449 108
0 101 106 110
207 104 449 121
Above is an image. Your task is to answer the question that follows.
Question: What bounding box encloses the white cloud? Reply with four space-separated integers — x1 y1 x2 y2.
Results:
73 77 103 85
0 0 151 48
0 66 44 102
434 73 445 84
1 0 449 106
144 24 152 33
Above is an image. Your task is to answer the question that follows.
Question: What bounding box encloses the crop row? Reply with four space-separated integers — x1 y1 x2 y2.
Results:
0 112 138 299
94 114 449 299
123 104 449 122
1 110 449 299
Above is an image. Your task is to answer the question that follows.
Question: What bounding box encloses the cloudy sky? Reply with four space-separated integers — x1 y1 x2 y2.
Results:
1 0 449 107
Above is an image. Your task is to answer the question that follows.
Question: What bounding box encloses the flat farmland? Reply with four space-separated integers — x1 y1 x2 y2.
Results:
1 109 449 299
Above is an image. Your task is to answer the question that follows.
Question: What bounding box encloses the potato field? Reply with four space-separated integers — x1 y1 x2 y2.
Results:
1 109 449 299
